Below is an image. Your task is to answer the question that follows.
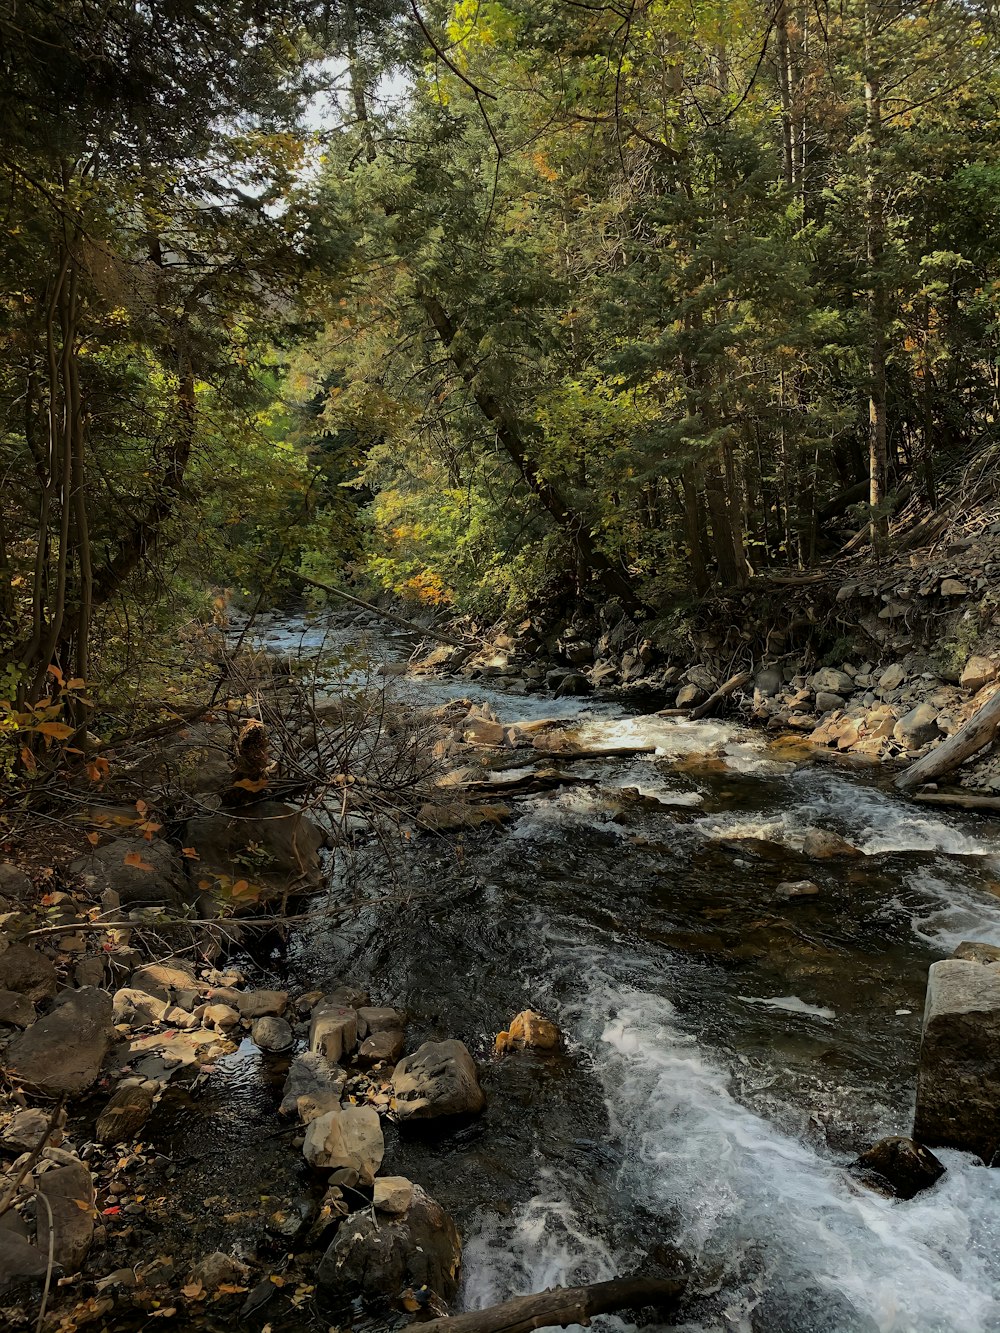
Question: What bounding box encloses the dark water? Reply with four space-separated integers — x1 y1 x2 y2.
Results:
97 616 1000 1332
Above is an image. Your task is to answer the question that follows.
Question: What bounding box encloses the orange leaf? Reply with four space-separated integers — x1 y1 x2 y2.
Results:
123 852 154 872
46 663 64 684
231 879 251 895
181 847 199 859
86 831 100 846
233 778 269 792
135 799 148 815
34 721 75 740
20 747 37 773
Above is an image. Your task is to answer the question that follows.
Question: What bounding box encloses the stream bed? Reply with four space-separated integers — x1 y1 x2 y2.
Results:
151 614 1000 1333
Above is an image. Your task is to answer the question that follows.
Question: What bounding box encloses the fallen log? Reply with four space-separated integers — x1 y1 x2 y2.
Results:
416 1277 687 1333
689 671 752 721
895 688 1000 791
912 792 1000 813
531 743 658 761
288 569 475 650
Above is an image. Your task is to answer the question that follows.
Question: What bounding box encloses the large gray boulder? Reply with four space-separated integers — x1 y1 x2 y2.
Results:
316 1182 461 1307
811 668 855 696
6 987 113 1095
913 959 1000 1161
184 801 324 897
70 837 189 909
280 1051 347 1118
391 1039 485 1121
893 703 940 751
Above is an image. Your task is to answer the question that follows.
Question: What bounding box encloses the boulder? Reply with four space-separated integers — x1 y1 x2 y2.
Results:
302 1105 384 1183
913 959 1000 1161
810 668 855 696
878 663 906 691
676 684 705 709
852 1136 945 1200
893 703 940 751
461 718 506 747
776 880 821 899
0 944 56 1002
0 1228 51 1294
952 941 1000 965
814 692 845 713
2 1108 60 1154
96 1083 155 1144
359 1029 405 1066
391 1039 485 1121
0 864 32 903
0 990 34 1028
113 987 168 1026
961 656 996 692
7 987 113 1095
310 1004 358 1063
184 800 324 895
802 829 862 859
280 1051 347 1117
37 1159 95 1272
252 1015 294 1052
357 1006 404 1038
316 1182 461 1307
555 672 592 698
495 1010 561 1053
237 989 288 1019
70 837 189 909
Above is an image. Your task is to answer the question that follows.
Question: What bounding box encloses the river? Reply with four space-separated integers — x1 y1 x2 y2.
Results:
217 613 1000 1331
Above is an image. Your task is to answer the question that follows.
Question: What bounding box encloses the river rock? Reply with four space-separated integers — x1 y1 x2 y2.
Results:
852 1136 946 1200
676 684 705 708
0 864 32 903
184 800 324 894
316 1182 461 1307
913 958 1000 1161
252 1015 294 1052
96 1083 155 1144
0 944 56 1002
0 990 34 1028
461 718 506 747
391 1039 485 1121
2 1108 60 1154
7 987 112 1095
374 1176 414 1216
811 668 855 696
961 656 996 691
280 1051 347 1117
188 1251 249 1291
70 836 189 908
113 986 168 1026
893 703 940 750
952 941 1000 965
802 828 862 859
131 959 198 1007
238 989 288 1018
302 1105 384 1183
358 1029 405 1066
357 1006 404 1037
0 1228 51 1294
203 1002 240 1031
555 672 592 698
814 691 845 713
940 578 968 596
495 1010 561 1053
310 1003 358 1063
38 1159 95 1272
776 880 821 899
878 663 906 691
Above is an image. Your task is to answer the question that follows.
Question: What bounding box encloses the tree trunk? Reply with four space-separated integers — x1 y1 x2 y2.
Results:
416 1277 686 1333
865 40 889 552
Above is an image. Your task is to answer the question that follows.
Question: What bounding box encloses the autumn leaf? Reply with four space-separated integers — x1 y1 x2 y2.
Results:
181 847 199 859
33 720 75 740
230 879 251 896
233 777 269 792
86 831 100 846
181 1281 205 1300
123 852 154 872
46 663 64 684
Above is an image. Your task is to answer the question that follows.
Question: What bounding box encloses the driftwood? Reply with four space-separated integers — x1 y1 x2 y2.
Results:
417 1277 687 1333
531 743 658 761
689 671 752 720
464 769 599 796
913 792 1000 813
896 688 1000 791
290 570 475 650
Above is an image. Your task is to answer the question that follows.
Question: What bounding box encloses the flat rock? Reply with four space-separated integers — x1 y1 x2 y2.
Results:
0 1228 51 1293
302 1105 384 1183
391 1039 485 1120
952 941 1000 965
914 959 1000 1161
357 1006 404 1038
131 959 198 1003
113 987 168 1026
0 944 56 1002
238 989 288 1019
940 578 968 596
7 987 112 1095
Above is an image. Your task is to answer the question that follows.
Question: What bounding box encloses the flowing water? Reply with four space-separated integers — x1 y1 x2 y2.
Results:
214 615 1000 1330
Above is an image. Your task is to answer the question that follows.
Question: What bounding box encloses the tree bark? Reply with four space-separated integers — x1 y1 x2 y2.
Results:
416 1277 686 1333
864 29 889 552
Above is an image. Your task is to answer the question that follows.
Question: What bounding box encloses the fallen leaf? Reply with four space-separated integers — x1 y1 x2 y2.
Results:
123 851 154 872
86 831 100 846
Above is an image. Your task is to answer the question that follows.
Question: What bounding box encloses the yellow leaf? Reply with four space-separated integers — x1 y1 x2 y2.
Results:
233 777 269 792
34 721 75 740
181 847 199 859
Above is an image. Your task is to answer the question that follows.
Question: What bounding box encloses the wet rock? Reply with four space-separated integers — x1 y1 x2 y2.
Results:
2 1108 61 1154
302 1105 384 1183
252 1015 294 1052
316 1182 461 1307
357 1006 404 1038
188 1251 249 1291
310 1003 358 1063
266 1196 317 1247
359 1029 405 1066
38 1159 95 1272
893 703 940 750
184 800 324 895
776 880 821 899
961 656 996 691
280 1051 347 1117
914 958 1000 1161
0 1228 51 1294
461 718 506 747
878 663 906 691
802 828 862 859
555 672 592 698
0 944 56 1002
391 1039 486 1121
96 1083 155 1144
676 684 705 708
113 987 168 1026
238 989 288 1019
203 1002 240 1032
7 987 112 1095
852 1136 946 1200
952 941 1000 965
0 989 34 1028
810 668 855 696
70 836 189 909
0 864 32 903
495 1010 561 1053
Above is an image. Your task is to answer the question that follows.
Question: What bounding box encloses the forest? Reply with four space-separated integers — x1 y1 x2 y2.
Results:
5 3 1000 1331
